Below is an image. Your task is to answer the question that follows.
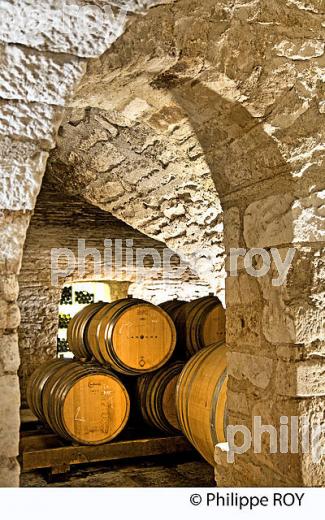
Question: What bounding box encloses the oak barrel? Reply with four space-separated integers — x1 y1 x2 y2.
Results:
159 299 186 319
158 299 187 359
27 359 130 445
176 342 227 466
161 296 225 357
136 361 184 434
83 298 176 375
67 302 106 358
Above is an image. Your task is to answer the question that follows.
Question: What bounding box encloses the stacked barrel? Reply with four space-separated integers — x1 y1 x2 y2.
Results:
159 295 227 465
67 298 176 375
27 359 130 445
27 294 227 466
159 295 226 358
136 361 184 435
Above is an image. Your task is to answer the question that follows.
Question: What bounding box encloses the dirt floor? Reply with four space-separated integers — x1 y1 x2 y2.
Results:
20 453 215 487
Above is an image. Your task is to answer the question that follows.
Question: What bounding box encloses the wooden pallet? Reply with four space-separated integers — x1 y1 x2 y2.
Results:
19 412 194 475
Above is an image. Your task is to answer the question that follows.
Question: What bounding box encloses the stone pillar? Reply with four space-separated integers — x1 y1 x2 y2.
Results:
215 185 325 486
0 138 47 485
0 262 24 486
0 42 85 485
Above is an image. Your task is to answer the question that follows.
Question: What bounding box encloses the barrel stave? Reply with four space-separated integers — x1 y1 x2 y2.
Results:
176 342 227 466
137 361 184 434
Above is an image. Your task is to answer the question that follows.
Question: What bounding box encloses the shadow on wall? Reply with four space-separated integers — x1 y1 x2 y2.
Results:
170 80 291 201
169 79 304 355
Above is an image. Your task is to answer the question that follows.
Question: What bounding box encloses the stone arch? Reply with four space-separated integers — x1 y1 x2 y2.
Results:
0 0 324 487
18 181 210 406
46 105 226 296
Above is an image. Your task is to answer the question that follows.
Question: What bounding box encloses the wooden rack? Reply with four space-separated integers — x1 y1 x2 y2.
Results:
19 410 194 476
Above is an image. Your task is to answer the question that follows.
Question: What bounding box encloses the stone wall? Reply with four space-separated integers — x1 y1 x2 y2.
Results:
18 183 211 406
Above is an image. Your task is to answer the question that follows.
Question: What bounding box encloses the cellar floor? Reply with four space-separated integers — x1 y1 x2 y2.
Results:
20 453 214 487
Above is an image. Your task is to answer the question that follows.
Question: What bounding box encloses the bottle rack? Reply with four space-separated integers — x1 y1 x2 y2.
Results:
57 285 95 358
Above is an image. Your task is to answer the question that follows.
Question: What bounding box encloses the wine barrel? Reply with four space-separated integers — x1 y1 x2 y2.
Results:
176 342 227 466
159 299 187 359
27 359 130 445
159 299 186 318
161 296 225 357
67 302 106 358
136 361 184 434
84 298 176 375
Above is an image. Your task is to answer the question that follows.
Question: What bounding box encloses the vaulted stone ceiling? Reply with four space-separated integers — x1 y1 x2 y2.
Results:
46 105 225 294
46 0 324 296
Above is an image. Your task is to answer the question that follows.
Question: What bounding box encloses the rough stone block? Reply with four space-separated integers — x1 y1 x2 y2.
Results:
0 275 19 302
0 160 46 211
226 272 261 307
0 0 157 57
0 375 20 458
89 180 125 203
0 44 85 105
294 304 325 344
0 100 63 149
276 341 325 362
226 450 300 487
5 303 20 330
0 136 47 164
270 247 325 302
226 303 264 348
262 296 296 344
244 192 325 248
0 333 20 374
275 359 325 396
244 194 294 248
227 388 250 416
260 283 325 344
0 456 19 487
274 38 324 60
247 394 319 482
223 207 241 250
302 451 325 487
0 211 31 274
227 351 274 390
253 246 323 343
214 442 229 466
0 300 8 329
292 190 325 243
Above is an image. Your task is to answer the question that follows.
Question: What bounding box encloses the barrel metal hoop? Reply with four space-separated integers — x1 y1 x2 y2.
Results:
210 368 227 448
